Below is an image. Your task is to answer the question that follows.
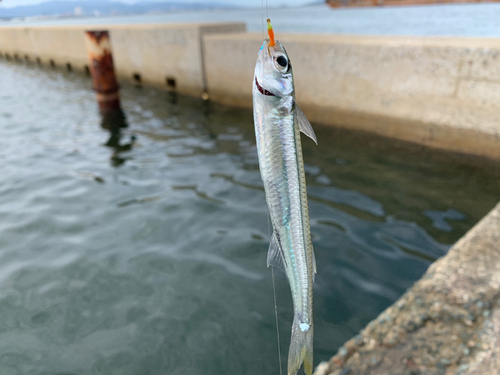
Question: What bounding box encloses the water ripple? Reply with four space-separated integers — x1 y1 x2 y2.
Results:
0 60 498 375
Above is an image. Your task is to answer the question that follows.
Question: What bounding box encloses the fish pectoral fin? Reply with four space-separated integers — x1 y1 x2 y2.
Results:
295 104 318 145
267 231 287 273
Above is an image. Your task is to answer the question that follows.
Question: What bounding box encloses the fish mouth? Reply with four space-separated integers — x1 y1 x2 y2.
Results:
255 77 276 97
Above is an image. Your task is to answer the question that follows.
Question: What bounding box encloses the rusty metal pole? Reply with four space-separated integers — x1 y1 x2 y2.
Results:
84 30 127 130
84 30 121 115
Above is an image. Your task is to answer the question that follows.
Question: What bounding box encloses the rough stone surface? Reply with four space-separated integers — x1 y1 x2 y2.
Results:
314 202 500 375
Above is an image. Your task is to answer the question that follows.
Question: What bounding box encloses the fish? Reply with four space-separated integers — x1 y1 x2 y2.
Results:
252 19 318 375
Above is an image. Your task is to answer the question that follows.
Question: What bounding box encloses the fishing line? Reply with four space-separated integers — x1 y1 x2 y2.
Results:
272 267 283 375
267 213 283 375
261 0 264 39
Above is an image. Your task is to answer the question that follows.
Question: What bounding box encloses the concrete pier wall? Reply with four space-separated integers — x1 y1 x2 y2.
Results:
0 23 245 97
314 202 500 375
204 33 500 160
1 25 500 159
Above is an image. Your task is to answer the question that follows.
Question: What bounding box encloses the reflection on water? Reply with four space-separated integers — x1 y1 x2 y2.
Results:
0 59 499 375
100 109 136 167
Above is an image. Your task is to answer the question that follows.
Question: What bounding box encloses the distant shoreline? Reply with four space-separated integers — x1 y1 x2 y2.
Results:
2 3 500 39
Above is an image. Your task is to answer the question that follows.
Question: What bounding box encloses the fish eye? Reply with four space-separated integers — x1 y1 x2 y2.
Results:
276 55 287 68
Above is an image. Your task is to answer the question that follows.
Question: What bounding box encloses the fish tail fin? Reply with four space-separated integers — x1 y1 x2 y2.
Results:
288 315 314 375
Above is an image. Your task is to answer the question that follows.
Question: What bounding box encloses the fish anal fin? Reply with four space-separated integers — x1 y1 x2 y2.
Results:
295 104 318 145
267 231 287 273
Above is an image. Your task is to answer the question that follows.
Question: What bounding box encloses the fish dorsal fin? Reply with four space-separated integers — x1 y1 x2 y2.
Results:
267 231 287 272
295 104 318 145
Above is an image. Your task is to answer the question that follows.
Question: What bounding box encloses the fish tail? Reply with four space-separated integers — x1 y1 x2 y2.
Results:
288 315 313 375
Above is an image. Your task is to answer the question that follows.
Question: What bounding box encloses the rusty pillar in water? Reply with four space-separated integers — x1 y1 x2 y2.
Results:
84 30 121 115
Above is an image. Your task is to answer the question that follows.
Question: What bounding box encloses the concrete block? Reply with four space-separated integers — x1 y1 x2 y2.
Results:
467 48 500 81
204 33 500 160
108 23 245 95
0 22 246 96
457 79 500 111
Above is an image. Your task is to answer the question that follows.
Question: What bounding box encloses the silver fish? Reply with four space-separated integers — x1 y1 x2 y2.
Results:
252 22 318 375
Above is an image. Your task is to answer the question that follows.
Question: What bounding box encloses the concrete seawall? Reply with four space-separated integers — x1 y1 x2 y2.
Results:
204 33 500 161
0 23 245 97
315 202 500 375
1 24 500 159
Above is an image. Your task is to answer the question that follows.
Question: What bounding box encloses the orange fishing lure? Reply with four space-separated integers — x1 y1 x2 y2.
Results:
267 19 275 47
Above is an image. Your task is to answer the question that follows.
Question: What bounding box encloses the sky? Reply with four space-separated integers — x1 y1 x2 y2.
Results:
0 0 313 9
